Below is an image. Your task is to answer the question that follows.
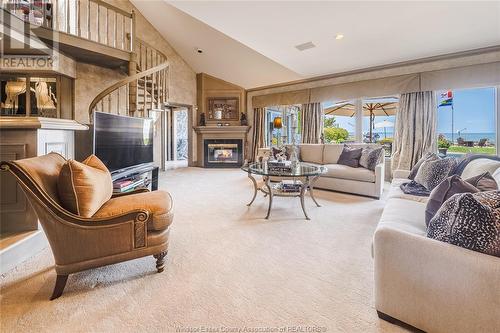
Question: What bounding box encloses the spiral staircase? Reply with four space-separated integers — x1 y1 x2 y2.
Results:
1 0 170 121
88 38 170 121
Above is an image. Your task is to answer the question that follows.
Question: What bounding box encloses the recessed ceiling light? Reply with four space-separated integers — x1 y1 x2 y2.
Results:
335 33 344 40
295 41 315 51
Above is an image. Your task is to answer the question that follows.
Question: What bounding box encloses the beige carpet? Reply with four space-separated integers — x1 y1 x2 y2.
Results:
1 168 409 333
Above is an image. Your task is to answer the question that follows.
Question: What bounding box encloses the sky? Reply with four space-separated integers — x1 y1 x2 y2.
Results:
323 87 496 137
436 87 495 134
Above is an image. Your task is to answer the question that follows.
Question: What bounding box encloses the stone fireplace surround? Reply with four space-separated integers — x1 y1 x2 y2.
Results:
193 126 250 168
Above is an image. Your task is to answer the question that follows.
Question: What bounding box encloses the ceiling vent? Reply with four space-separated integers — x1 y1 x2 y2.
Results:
295 41 315 51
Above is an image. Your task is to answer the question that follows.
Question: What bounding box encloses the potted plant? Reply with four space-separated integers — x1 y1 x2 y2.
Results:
378 138 393 157
438 135 451 156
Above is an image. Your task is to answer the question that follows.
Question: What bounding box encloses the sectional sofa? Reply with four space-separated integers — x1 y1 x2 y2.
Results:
260 143 385 198
373 157 500 333
296 143 385 199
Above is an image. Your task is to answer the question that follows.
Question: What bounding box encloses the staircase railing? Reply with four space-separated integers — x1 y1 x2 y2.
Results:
1 0 134 52
88 61 169 121
136 38 167 71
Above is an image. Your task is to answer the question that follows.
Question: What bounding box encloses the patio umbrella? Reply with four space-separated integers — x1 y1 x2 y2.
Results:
374 120 394 139
324 102 398 142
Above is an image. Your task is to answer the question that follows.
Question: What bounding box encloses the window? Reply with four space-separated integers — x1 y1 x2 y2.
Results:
265 105 300 146
437 87 496 156
361 97 398 144
322 101 356 143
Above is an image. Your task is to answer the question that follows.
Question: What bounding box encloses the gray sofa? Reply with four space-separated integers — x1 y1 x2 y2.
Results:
373 157 500 333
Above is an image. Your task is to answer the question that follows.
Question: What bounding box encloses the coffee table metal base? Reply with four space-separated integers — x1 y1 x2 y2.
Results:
246 173 320 220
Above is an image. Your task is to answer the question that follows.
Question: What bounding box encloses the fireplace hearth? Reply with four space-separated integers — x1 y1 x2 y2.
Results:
204 139 243 168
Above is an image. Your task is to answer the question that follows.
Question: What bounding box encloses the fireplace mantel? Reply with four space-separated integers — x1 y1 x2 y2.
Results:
193 125 250 135
194 126 250 167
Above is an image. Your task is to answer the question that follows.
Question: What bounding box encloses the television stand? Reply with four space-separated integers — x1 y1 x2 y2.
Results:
111 164 159 194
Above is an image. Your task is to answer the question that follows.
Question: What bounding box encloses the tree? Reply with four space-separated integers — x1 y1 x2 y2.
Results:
324 127 349 143
324 116 336 128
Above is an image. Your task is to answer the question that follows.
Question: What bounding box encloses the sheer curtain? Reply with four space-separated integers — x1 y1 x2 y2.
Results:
250 107 266 161
300 102 323 143
391 91 437 171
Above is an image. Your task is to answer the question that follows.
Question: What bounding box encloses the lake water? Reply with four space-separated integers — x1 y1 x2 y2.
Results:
347 131 496 144
439 132 496 143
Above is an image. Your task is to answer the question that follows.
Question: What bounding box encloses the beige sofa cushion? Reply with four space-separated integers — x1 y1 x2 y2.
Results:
322 144 344 164
323 164 376 182
461 158 500 180
299 144 324 164
378 198 427 235
58 155 113 217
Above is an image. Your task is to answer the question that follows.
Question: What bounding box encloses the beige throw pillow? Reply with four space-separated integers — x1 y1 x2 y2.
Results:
58 155 113 217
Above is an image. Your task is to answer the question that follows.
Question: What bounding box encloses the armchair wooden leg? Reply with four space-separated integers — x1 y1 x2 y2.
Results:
50 275 69 300
377 311 425 332
153 251 168 273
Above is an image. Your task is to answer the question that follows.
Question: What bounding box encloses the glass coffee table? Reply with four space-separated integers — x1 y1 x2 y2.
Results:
241 162 327 220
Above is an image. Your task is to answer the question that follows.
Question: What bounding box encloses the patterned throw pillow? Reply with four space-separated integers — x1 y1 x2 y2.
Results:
271 147 287 160
408 152 439 180
414 157 458 191
427 191 500 257
425 175 479 226
359 147 383 171
337 146 363 168
271 146 301 161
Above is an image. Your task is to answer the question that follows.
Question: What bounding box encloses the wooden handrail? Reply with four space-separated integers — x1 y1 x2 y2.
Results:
88 61 169 116
136 38 168 60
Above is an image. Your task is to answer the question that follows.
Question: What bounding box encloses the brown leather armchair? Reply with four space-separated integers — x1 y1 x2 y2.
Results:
0 153 173 299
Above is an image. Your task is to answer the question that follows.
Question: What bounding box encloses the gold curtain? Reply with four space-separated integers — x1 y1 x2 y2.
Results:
300 102 323 144
251 107 266 161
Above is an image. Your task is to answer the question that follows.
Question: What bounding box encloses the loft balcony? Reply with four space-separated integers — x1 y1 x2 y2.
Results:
1 0 135 69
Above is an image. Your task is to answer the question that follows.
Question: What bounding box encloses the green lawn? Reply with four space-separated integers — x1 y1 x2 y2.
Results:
447 145 496 155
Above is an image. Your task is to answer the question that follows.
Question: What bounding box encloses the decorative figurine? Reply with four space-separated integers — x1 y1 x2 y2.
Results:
240 113 248 126
199 113 206 126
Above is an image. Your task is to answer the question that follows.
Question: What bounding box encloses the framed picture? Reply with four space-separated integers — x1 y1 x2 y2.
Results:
207 97 239 121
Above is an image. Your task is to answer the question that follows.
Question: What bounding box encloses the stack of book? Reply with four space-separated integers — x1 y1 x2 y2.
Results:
267 160 292 172
113 178 146 193
281 180 302 193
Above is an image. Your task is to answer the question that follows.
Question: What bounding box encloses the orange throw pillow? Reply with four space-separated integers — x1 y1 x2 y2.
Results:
58 155 113 217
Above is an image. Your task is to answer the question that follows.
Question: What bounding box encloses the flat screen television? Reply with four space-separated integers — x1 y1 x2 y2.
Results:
94 112 154 173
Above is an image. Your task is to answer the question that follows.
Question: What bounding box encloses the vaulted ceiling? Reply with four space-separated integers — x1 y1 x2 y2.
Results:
131 1 500 89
